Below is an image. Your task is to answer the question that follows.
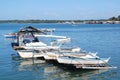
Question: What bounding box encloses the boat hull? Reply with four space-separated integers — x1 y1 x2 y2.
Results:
57 57 110 65
17 50 44 58
44 52 98 60
4 35 16 38
43 52 61 60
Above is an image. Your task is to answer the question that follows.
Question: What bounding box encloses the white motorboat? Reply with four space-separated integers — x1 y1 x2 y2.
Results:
11 26 81 59
57 56 110 65
11 26 56 50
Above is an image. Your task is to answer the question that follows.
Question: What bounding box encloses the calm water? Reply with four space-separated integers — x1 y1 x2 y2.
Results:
0 23 120 80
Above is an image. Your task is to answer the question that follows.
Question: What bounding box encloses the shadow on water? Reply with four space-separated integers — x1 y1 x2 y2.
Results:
10 54 116 80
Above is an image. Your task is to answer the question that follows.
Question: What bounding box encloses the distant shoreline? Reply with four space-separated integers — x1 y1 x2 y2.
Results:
0 20 120 24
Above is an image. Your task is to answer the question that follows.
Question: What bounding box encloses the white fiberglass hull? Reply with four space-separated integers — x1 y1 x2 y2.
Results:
44 54 57 60
43 52 61 60
44 52 98 60
60 47 81 52
23 46 59 50
57 57 110 65
17 50 44 58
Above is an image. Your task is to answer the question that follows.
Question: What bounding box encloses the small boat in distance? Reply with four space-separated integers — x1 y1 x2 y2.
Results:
4 33 17 38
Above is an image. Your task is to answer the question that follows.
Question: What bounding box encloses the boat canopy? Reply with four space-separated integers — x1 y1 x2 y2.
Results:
17 26 55 34
18 26 41 33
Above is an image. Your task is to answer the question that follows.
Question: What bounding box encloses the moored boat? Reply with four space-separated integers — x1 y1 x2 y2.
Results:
57 56 110 65
4 33 17 38
4 26 116 70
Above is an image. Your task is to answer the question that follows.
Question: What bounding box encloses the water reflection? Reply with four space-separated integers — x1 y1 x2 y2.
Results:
43 68 108 80
11 56 110 80
11 55 46 71
18 59 45 71
4 37 17 42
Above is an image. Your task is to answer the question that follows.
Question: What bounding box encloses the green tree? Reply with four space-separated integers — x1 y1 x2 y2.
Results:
117 15 120 21
109 17 117 21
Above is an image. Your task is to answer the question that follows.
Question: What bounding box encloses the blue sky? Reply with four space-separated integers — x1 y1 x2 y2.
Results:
0 0 120 20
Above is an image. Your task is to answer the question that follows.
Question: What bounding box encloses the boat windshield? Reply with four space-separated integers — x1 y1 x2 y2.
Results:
23 39 31 44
